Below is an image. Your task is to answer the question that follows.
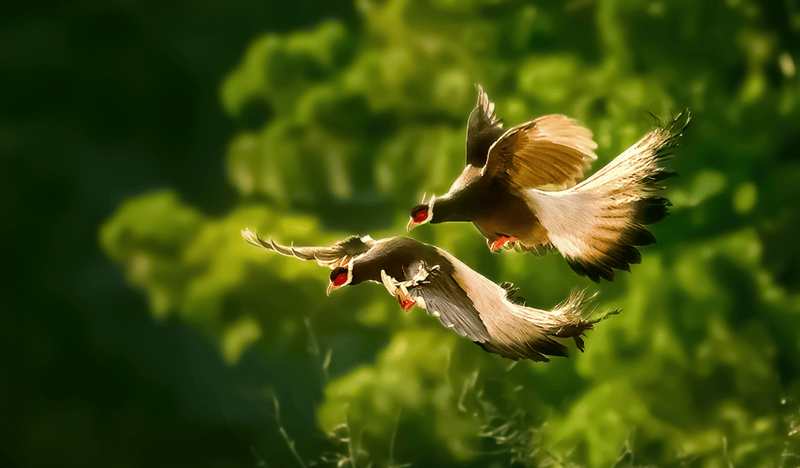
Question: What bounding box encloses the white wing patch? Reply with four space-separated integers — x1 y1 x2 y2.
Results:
524 188 605 260
436 249 567 337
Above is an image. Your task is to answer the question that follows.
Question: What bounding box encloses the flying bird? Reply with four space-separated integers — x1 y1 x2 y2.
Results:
407 85 690 282
242 228 614 361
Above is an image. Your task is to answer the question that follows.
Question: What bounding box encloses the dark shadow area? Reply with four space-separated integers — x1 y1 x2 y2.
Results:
1 2 356 467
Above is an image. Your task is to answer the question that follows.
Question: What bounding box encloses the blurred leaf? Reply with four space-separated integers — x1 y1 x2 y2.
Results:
102 0 800 466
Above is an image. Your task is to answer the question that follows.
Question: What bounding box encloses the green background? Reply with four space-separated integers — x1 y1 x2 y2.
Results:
5 0 800 467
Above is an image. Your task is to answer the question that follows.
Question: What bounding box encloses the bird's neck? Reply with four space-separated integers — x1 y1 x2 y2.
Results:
431 195 475 223
432 180 495 223
349 238 413 284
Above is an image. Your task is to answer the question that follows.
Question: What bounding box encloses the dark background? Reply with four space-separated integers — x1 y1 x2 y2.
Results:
2 2 354 467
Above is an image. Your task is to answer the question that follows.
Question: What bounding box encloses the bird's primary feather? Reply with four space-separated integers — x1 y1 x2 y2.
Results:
390 262 492 343
466 84 504 168
241 228 373 268
482 114 598 190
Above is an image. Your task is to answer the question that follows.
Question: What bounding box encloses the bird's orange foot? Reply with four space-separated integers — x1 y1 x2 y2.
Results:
490 236 507 252
490 236 517 252
398 296 417 311
394 280 417 310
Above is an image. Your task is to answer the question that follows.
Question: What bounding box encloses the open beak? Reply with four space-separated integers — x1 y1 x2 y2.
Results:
407 218 418 232
326 282 337 296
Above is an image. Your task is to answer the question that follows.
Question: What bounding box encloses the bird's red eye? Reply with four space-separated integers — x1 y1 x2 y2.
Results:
333 272 349 286
413 209 428 223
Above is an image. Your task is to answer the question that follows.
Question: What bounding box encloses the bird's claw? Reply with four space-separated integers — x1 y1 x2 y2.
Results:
395 282 416 310
490 236 518 252
398 297 416 311
380 269 418 311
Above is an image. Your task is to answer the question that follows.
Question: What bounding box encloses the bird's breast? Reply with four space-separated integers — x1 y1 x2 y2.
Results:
473 187 542 239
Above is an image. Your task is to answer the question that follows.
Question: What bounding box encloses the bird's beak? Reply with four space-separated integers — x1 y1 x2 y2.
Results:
407 218 418 232
326 282 337 296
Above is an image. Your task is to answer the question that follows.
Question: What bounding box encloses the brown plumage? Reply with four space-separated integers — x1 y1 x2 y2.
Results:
408 84 690 282
242 229 616 361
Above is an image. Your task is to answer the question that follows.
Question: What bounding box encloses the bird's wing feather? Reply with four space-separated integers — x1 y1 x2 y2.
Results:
395 263 491 343
482 115 597 190
520 111 689 281
241 228 371 268
466 85 504 167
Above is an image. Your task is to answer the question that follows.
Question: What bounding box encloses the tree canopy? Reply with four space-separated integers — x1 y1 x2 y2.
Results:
100 0 800 466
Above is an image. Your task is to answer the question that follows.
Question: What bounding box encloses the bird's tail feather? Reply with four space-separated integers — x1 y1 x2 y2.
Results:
523 111 689 282
477 289 609 361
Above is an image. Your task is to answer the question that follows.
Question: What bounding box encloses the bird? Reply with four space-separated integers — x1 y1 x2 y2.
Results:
242 228 615 361
407 84 690 282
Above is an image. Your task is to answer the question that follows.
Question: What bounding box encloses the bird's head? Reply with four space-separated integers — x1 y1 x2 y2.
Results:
327 265 353 296
407 194 436 231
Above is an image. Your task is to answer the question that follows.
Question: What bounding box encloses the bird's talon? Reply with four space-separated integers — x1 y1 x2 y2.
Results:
394 282 416 310
504 237 518 250
490 236 508 252
398 296 417 311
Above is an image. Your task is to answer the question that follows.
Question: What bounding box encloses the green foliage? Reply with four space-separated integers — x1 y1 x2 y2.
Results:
101 0 800 466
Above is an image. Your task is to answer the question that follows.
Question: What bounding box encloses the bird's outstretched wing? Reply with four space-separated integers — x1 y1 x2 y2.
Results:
481 114 598 190
241 228 372 268
476 289 605 361
466 84 505 167
380 263 491 343
522 110 690 282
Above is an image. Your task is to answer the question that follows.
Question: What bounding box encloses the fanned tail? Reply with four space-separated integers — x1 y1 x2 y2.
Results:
524 111 690 282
